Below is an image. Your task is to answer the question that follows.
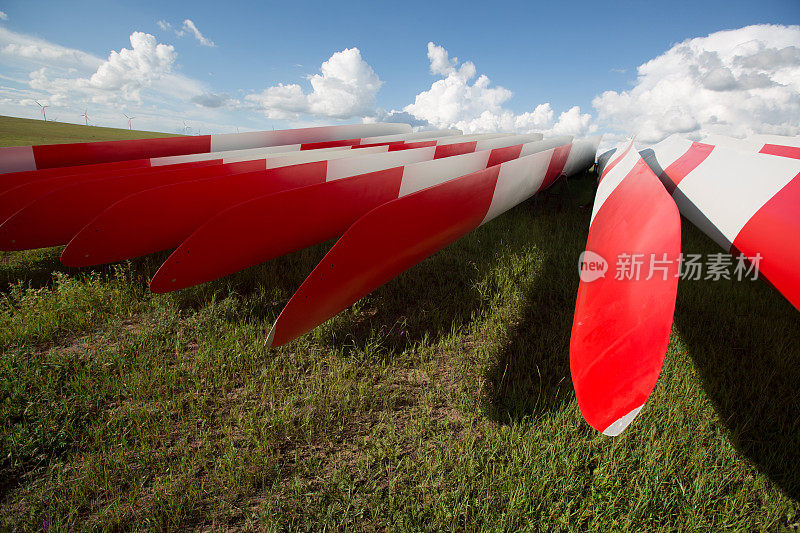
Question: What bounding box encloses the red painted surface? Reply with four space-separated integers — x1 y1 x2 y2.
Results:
31 135 212 169
570 157 680 434
352 141 405 149
434 141 478 159
731 172 800 311
486 144 524 167
300 139 361 150
388 140 437 151
61 160 331 267
598 143 632 182
659 142 714 193
0 160 221 224
149 167 405 292
760 144 800 160
539 144 573 192
0 160 264 250
0 159 151 194
268 165 500 346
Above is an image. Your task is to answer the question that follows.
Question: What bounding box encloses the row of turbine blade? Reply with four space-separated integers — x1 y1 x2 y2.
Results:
1 122 797 437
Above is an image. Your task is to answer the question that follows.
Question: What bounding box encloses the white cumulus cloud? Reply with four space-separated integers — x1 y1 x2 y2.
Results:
246 47 383 120
84 31 177 99
402 42 594 136
0 11 8 21
592 24 800 143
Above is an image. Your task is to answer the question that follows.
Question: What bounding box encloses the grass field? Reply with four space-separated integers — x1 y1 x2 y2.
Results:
0 115 179 147
1 117 799 531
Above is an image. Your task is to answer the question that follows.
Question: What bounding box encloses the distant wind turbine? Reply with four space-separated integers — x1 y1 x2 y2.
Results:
35 100 49 121
81 109 89 126
123 113 136 130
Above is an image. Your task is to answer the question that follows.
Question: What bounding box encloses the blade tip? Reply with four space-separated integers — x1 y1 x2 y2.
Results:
600 404 645 437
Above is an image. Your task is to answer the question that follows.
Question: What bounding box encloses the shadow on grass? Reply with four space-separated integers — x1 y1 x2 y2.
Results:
161 175 596 357
0 247 174 293
674 221 800 500
483 175 595 423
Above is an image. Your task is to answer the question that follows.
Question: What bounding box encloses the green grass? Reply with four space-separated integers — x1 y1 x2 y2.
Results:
0 115 179 146
1 116 799 531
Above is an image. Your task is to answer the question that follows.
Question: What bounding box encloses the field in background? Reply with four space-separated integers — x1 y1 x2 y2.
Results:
1 117 799 531
0 115 179 147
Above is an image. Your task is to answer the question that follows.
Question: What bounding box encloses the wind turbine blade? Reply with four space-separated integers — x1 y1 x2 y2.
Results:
0 123 413 173
262 137 595 347
570 142 680 437
148 135 566 292
645 136 800 311
64 135 533 269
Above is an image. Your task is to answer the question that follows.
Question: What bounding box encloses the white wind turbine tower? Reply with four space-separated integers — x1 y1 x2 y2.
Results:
123 113 136 130
183 120 191 135
81 109 89 126
35 100 49 121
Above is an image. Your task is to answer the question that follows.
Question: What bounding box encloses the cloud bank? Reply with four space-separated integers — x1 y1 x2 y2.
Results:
402 42 594 136
246 47 383 120
593 24 800 142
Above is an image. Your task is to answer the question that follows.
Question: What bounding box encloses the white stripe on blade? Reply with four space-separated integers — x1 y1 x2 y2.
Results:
482 149 553 224
325 146 437 181
676 146 800 244
0 146 36 173
591 142 640 223
398 150 492 196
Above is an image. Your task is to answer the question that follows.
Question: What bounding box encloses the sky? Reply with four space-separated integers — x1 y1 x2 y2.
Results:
0 0 797 146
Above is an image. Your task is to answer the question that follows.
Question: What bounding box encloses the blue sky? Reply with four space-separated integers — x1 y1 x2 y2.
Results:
0 0 798 141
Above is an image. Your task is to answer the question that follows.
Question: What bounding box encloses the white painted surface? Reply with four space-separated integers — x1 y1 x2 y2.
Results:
520 136 573 157
475 133 542 151
481 149 553 224
702 134 761 152
675 146 800 244
398 150 492 196
0 145 36 173
360 129 461 143
324 146 438 181
750 134 800 148
209 123 410 152
591 142 640 223
265 146 390 171
602 405 643 436
227 146 367 164
563 135 602 177
434 133 512 145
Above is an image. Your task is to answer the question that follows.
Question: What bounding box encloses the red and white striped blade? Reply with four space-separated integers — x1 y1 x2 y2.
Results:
0 160 223 225
570 142 681 437
647 136 800 311
62 134 541 268
60 144 437 266
702 133 800 160
4 132 483 220
0 145 401 251
0 123 411 173
265 138 593 347
0 129 459 196
0 159 153 195
0 159 270 250
147 135 561 292
0 145 379 230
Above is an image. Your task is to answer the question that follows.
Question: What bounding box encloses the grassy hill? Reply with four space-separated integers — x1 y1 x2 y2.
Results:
1 118 799 531
0 114 180 146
